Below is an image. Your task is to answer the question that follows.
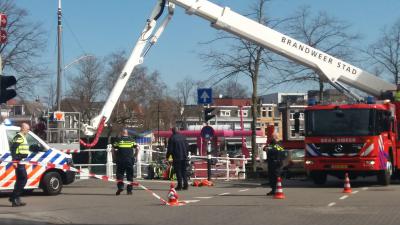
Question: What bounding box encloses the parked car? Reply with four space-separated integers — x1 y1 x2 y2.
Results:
282 149 305 178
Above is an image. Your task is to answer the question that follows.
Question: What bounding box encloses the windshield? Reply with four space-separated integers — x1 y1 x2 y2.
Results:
306 109 374 136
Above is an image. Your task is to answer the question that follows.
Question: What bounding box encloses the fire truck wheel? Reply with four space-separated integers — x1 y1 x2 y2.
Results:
377 162 392 186
310 171 327 185
41 171 63 195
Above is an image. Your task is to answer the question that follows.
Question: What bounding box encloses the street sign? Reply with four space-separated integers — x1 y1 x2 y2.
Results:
0 14 7 28
197 88 212 104
0 30 6 43
53 111 65 121
201 125 215 140
0 14 6 44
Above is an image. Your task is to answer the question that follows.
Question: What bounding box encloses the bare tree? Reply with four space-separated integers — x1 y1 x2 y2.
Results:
175 76 195 105
367 18 400 85
0 0 47 96
213 79 249 98
67 57 104 122
201 0 277 172
265 6 359 100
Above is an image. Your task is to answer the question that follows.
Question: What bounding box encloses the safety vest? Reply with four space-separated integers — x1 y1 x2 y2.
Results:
395 91 400 102
13 133 29 155
113 139 136 149
272 144 284 152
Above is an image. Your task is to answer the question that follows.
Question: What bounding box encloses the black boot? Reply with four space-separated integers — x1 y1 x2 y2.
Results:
9 198 26 207
115 189 123 196
266 190 275 196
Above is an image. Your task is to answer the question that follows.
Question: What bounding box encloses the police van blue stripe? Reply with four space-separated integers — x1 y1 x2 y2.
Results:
59 158 67 165
37 150 52 162
0 153 10 161
6 162 12 170
49 153 61 163
25 152 37 161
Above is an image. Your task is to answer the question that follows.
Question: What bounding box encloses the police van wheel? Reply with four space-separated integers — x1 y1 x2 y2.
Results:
41 172 63 195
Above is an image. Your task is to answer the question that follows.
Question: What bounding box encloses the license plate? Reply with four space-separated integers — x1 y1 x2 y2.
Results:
331 165 348 169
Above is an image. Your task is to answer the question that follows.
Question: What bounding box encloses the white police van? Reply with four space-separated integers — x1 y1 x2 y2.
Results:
0 123 75 195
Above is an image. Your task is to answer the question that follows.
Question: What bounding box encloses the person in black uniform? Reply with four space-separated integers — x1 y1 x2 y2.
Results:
9 123 31 207
265 132 286 196
166 127 189 190
113 128 138 195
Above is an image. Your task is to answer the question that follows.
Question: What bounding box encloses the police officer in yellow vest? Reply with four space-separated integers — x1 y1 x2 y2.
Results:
113 128 138 195
9 123 30 207
264 132 286 196
394 84 400 102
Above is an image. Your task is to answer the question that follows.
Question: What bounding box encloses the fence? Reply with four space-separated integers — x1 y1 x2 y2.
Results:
73 144 248 180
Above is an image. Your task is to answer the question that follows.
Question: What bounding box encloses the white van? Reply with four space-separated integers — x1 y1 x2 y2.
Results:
0 124 75 195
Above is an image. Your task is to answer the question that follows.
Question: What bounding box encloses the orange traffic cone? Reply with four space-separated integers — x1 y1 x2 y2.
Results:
201 179 214 187
192 180 201 187
167 182 185 206
343 173 352 193
274 177 285 199
167 182 179 206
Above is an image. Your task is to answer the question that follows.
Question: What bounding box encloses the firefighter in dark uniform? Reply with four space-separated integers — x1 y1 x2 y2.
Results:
265 132 285 196
9 122 30 207
166 127 189 190
113 128 138 195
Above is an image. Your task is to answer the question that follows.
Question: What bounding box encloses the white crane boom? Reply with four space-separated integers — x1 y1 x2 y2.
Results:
81 1 174 139
169 0 396 98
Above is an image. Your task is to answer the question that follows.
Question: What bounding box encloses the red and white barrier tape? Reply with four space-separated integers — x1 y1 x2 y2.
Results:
59 149 81 154
0 160 170 206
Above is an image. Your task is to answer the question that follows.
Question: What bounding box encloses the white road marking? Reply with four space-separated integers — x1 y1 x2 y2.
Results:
194 196 213 199
239 189 249 192
183 200 200 203
218 192 231 196
328 202 336 207
352 190 359 194
362 187 368 191
339 195 348 200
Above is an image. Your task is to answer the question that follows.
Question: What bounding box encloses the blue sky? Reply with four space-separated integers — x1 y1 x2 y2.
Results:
16 0 400 97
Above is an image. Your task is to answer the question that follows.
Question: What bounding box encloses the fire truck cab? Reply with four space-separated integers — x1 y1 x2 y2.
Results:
304 100 400 185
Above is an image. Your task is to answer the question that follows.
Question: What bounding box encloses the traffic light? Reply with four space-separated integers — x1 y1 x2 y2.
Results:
0 75 16 104
293 112 300 133
204 108 215 123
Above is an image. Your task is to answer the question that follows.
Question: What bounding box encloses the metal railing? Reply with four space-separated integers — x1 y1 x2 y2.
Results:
73 145 248 180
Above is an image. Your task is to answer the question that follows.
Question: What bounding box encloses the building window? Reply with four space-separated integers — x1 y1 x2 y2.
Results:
274 122 279 133
290 125 305 138
220 110 231 117
289 111 304 120
238 110 248 117
267 107 273 117
261 107 267 117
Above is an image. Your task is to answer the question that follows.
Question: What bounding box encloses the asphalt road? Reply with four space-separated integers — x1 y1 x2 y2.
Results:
1 176 400 225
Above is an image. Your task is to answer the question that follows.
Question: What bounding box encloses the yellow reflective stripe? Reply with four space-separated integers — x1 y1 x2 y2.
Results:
117 144 133 148
13 137 24 144
15 134 29 154
274 144 284 151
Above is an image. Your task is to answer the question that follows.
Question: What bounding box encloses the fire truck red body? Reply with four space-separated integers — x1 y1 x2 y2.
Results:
304 101 400 185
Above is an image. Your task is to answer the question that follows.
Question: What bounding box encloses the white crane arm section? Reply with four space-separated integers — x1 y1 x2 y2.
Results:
82 1 174 136
169 0 396 97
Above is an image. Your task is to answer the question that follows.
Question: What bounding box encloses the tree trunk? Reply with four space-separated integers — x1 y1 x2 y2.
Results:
251 48 262 172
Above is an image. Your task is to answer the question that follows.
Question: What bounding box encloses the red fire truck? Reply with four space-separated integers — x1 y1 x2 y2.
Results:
304 100 400 185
